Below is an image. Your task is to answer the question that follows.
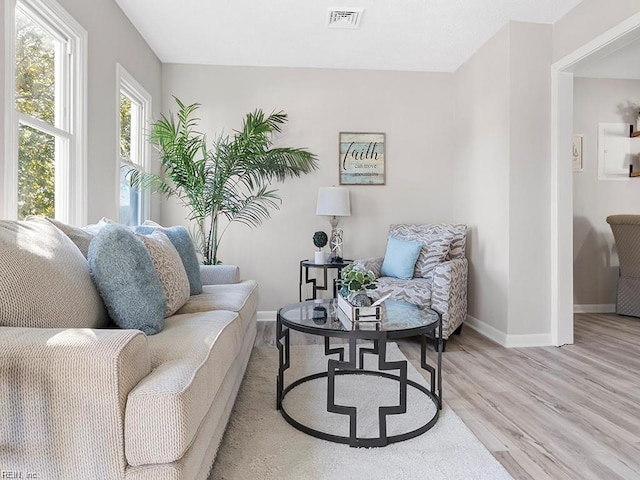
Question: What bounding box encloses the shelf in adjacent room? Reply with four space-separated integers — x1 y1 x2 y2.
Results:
627 125 640 177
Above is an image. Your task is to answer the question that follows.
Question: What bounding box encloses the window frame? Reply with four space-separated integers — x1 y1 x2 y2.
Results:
116 63 151 226
3 0 87 224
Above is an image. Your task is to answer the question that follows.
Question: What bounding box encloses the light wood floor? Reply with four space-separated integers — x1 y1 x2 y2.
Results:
257 313 640 479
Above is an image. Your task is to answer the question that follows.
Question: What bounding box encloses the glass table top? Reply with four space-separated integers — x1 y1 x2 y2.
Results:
278 299 439 333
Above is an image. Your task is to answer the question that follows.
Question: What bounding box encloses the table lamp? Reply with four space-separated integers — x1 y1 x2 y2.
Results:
316 187 351 263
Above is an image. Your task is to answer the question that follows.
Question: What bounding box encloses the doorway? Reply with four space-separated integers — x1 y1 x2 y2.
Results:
551 12 640 345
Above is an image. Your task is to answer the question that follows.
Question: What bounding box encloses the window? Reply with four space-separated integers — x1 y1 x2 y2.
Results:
117 64 151 226
5 0 86 223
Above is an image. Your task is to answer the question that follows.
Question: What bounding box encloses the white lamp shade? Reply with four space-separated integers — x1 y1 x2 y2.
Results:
316 187 351 216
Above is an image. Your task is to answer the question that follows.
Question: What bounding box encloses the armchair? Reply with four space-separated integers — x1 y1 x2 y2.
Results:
355 224 467 349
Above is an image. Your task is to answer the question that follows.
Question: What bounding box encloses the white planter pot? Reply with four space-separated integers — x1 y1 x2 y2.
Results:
314 251 325 264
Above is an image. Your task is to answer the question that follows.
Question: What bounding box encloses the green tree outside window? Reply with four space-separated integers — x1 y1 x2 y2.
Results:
15 8 57 219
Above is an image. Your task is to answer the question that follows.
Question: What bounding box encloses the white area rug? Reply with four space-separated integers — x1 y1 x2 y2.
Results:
210 343 512 480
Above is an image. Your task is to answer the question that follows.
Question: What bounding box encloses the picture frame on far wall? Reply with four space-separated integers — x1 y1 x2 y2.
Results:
339 132 385 185
572 134 583 172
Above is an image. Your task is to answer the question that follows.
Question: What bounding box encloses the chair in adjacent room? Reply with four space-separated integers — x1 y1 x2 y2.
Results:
607 215 640 317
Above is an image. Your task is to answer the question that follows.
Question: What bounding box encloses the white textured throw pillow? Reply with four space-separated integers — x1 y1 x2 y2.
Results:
136 230 191 317
0 217 109 328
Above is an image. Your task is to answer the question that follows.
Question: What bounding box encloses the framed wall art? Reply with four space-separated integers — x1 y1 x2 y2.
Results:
339 132 385 185
572 134 583 172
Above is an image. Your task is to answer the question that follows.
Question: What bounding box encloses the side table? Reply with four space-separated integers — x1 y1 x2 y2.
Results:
299 259 351 302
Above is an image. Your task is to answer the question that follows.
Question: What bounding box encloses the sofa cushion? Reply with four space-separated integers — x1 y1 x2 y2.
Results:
389 224 455 279
40 217 96 258
176 280 259 325
368 276 432 307
0 218 109 329
125 310 244 466
381 236 423 280
88 225 166 335
138 222 203 295
135 230 190 317
199 264 240 285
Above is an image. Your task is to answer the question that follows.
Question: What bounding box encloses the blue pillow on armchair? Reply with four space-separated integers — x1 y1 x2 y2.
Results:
381 236 423 280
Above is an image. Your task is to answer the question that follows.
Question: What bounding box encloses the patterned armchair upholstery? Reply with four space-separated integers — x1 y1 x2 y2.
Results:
355 224 468 343
607 215 640 317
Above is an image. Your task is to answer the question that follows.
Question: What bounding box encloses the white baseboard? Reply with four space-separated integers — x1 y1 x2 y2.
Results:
573 304 615 313
504 332 553 348
257 311 277 322
465 315 553 348
464 315 508 346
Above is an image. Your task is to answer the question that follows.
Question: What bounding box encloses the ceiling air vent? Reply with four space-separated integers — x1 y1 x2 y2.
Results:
327 8 364 29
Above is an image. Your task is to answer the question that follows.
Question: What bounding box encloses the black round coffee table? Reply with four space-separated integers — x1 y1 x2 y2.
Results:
276 298 442 448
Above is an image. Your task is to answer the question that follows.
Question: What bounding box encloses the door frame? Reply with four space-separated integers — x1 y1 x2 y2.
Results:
550 12 640 345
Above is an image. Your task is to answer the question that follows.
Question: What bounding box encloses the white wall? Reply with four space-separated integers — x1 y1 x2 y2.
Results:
0 0 162 223
161 65 455 311
453 21 552 341
507 22 553 336
56 0 162 222
573 77 640 307
553 0 640 62
453 25 511 334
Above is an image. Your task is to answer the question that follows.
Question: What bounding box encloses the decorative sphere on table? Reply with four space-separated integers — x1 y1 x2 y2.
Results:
312 231 328 249
350 293 373 307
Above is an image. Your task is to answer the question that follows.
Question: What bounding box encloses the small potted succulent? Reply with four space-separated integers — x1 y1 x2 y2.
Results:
339 263 377 306
313 231 328 264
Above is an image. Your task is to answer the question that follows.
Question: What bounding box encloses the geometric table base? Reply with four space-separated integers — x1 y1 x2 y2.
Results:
276 299 442 448
279 369 440 448
278 334 441 448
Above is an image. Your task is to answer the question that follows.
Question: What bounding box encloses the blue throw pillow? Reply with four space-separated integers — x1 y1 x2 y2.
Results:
135 225 203 295
381 236 423 280
88 225 166 335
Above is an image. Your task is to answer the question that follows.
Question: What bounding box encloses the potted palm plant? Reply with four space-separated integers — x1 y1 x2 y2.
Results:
131 97 318 264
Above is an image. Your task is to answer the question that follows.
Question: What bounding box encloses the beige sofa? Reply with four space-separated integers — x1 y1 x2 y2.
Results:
0 219 258 479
